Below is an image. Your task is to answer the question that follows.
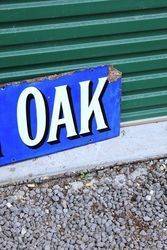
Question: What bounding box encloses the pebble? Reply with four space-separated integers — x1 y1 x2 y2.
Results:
0 158 166 249
146 195 152 201
6 203 12 208
70 181 84 191
150 190 154 196
130 167 147 180
143 216 151 222
21 228 27 236
114 174 126 188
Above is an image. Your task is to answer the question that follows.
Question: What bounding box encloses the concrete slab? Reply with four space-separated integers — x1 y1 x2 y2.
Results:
0 120 166 185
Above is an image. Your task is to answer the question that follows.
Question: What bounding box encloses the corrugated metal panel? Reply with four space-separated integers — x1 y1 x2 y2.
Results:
0 0 167 122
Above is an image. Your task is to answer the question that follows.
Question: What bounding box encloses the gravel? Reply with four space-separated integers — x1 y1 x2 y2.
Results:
0 158 166 249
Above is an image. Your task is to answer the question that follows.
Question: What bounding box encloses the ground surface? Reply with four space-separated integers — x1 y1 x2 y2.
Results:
0 158 166 250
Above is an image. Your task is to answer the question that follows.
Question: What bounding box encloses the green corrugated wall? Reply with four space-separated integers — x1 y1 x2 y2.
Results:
0 0 167 122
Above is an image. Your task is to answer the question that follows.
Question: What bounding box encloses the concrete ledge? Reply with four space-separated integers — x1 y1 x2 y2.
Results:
0 120 167 185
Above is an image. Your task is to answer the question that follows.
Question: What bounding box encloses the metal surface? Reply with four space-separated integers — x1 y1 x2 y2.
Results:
0 65 121 166
0 0 167 122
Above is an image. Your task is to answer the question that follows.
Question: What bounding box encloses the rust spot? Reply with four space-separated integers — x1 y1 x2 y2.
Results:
108 66 122 82
0 71 75 88
0 65 122 88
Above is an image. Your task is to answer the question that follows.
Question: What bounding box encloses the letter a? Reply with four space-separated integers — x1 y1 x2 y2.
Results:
48 85 77 142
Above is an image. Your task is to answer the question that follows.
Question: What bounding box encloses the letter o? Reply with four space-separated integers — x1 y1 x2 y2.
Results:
17 87 46 147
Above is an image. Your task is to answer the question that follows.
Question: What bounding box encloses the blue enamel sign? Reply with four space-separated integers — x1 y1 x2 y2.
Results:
0 65 121 166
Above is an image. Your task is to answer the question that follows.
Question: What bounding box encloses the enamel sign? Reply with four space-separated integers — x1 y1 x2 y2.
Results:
0 66 121 166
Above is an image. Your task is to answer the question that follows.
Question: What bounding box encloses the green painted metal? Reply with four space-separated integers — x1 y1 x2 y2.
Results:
1 0 167 23
1 31 167 69
1 11 167 46
0 0 167 122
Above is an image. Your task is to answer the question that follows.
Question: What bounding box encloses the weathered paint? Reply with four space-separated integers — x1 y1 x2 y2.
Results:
0 65 121 166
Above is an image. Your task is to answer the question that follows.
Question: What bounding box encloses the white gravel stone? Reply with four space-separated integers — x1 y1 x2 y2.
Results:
70 181 84 191
130 167 147 180
21 228 27 236
150 190 154 196
146 195 152 201
114 174 126 188
6 202 12 208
